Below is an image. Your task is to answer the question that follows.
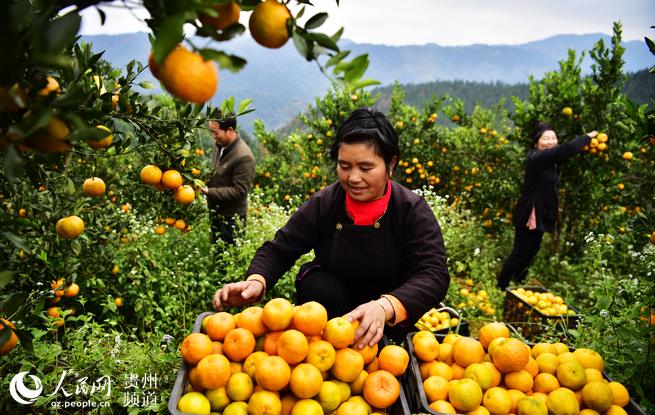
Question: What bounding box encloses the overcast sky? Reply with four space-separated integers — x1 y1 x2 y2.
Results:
80 0 654 46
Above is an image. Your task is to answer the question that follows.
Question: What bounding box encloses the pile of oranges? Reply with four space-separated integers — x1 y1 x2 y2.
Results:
415 308 460 333
510 288 576 317
176 298 409 415
140 164 197 206
455 282 497 316
410 322 631 415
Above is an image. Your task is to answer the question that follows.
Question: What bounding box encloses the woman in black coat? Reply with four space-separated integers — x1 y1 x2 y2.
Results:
497 123 598 290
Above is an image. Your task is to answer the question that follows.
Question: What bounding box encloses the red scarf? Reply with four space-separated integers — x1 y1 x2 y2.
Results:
345 181 392 226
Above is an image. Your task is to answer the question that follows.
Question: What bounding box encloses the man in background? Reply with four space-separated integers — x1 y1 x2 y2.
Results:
201 115 256 244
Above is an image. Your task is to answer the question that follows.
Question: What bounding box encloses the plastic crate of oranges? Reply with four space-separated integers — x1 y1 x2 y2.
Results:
168 298 411 415
502 286 579 341
415 306 470 336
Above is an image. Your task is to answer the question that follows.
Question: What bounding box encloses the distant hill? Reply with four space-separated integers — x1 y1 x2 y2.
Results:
81 32 652 132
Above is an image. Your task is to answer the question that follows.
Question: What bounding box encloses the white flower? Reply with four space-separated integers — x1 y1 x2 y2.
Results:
599 310 608 317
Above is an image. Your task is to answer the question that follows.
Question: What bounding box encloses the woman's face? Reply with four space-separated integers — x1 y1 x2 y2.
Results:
536 130 558 150
337 142 394 202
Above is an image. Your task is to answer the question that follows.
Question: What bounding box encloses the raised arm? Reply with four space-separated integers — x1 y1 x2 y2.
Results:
526 132 597 167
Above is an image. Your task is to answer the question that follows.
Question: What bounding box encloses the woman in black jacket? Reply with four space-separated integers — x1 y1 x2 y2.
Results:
497 123 598 290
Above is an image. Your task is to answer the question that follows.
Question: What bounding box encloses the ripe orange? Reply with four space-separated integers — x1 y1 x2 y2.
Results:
262 298 294 331
507 389 526 413
0 319 19 355
323 317 355 348
585 368 603 382
255 355 291 391
160 45 218 104
248 390 281 415
237 306 268 337
412 331 440 362
423 375 450 402
293 301 328 336
24 117 71 153
175 185 196 205
483 386 512 415
248 0 292 49
348 370 368 395
223 328 256 362
88 125 113 149
362 370 400 409
243 351 269 378
291 399 323 415
331 348 364 383
517 396 548 415
464 362 493 391
533 373 560 394
531 343 557 358
337 401 368 415
546 387 580 415
197 353 232 390
263 330 283 355
427 361 454 381
556 361 587 391
478 322 510 350
491 338 530 373
290 363 324 398
178 391 211 414
206 387 231 412
429 400 456 414
161 169 183 189
581 380 613 412
452 337 485 367
277 329 309 365
504 370 533 393
438 342 454 364
83 177 106 197
64 283 79 298
56 215 85 239
205 312 236 341
572 348 604 371
608 382 630 407
181 332 213 365
448 378 483 412
154 225 167 235
355 342 378 364
524 356 539 378
200 1 241 30
535 352 559 375
305 339 336 372
378 345 409 376
140 165 163 185
38 76 60 96
174 219 186 230
281 394 299 415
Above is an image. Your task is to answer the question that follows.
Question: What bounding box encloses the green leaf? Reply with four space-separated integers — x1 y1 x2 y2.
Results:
152 15 186 64
71 127 113 143
65 178 75 195
292 31 310 60
138 81 154 89
45 12 81 53
71 240 82 256
238 99 253 114
1 232 30 252
198 49 247 73
0 271 16 289
325 50 350 68
305 13 328 30
351 78 380 89
2 292 29 316
331 27 344 43
645 37 655 55
296 6 306 20
15 329 34 354
305 32 339 52
3 145 24 184
343 54 369 84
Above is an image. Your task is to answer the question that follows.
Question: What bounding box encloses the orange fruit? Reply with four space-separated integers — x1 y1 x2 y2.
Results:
323 317 355 348
197 353 232 389
177 391 211 414
451 362 466 380
464 362 494 391
83 177 106 197
585 368 603 382
64 283 80 298
281 394 299 415
452 337 485 367
248 390 281 415
478 322 511 350
38 76 60 96
212 341 223 354
290 363 324 398
160 45 218 104
199 1 241 30
154 225 167 235
355 343 378 364
507 389 526 413
608 382 629 407
362 370 400 409
148 51 161 79
517 396 548 415
0 319 19 355
488 337 508 357
174 219 186 230
535 353 559 375
223 328 256 362
262 298 294 331
581 380 613 412
504 370 533 393
580 410 600 415
161 169 183 189
448 378 483 412
556 361 587 391
175 185 196 205
205 312 236 341
243 351 268 378
248 0 292 49
573 348 604 371
237 306 268 338
429 400 456 414
181 332 213 365
56 215 85 239
424 375 450 402
491 338 530 374
546 387 580 415
531 343 557 358
531 392 548 405
293 301 328 336
533 373 559 394
318 381 341 413
438 342 454 364
255 355 290 391
412 331 440 362
337 401 368 415
469 405 491 415
88 125 113 149
349 370 368 395
604 405 628 415
524 356 539 378
331 348 364 383
140 165 163 185
305 340 336 372
557 352 578 365
365 357 379 373
428 361 454 381
483 386 512 415
263 330 284 356
378 345 409 376
224 401 249 415
482 361 502 387
226 372 254 402
277 329 309 365
206 387 231 412
442 333 462 345
291 399 323 415
553 343 569 355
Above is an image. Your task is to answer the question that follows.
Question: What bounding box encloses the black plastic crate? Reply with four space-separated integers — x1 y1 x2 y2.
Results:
414 305 470 337
503 286 579 341
168 312 411 415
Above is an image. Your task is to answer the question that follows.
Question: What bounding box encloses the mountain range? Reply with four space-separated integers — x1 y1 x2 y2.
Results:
81 32 652 131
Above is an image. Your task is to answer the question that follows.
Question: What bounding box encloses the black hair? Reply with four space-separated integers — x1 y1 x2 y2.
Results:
330 107 400 171
532 122 557 146
213 111 237 131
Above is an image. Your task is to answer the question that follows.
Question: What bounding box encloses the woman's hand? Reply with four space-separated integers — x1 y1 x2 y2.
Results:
212 279 264 311
347 300 389 349
586 131 598 138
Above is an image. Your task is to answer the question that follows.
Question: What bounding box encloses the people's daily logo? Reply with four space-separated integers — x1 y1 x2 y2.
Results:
10 372 43 404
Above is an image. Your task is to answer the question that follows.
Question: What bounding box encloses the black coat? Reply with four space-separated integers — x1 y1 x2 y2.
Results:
512 135 591 232
246 181 450 324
